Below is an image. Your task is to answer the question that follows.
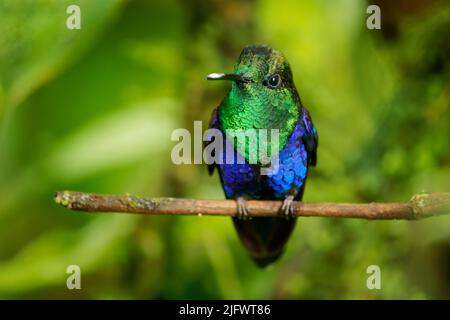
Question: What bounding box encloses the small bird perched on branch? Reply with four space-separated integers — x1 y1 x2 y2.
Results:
206 45 318 267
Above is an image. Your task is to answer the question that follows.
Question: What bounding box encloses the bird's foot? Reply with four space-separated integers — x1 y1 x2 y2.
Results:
280 195 295 219
236 197 250 220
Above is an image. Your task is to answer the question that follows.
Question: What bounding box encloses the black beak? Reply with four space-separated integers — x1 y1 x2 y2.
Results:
207 73 252 83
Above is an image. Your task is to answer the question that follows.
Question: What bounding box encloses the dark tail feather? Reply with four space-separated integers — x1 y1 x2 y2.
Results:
252 252 283 268
232 217 297 268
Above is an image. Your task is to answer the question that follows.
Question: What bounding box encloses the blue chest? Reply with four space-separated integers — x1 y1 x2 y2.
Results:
217 122 309 200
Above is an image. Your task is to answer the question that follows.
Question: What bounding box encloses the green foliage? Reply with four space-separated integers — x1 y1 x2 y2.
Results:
0 0 449 299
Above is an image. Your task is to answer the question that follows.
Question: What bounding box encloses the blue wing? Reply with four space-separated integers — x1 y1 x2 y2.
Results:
301 106 318 166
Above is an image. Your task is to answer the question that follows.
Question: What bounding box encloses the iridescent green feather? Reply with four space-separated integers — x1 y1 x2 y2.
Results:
218 46 300 163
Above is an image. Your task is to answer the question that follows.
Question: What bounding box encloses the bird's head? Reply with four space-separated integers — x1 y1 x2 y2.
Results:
207 45 299 105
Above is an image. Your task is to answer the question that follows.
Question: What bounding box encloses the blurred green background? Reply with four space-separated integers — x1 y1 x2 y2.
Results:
0 0 449 299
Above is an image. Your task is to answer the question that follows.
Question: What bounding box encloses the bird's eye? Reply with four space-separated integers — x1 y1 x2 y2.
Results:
265 74 281 89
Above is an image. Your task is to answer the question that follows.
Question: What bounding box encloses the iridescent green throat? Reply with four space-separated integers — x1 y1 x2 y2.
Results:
218 82 300 163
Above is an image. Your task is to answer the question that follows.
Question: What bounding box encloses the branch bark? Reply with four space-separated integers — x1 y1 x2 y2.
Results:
54 191 450 220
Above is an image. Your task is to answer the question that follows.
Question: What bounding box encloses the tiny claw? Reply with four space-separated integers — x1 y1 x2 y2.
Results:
236 197 250 220
281 195 295 219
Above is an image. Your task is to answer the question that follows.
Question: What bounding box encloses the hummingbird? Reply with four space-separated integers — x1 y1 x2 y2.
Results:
206 45 318 267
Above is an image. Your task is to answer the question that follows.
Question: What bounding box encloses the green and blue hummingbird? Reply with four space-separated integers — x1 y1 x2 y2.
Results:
206 45 318 267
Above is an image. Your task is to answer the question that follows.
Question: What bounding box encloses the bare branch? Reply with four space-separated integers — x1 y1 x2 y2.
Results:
54 191 450 220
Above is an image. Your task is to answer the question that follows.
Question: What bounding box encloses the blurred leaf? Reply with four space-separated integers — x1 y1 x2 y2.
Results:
46 100 177 182
0 215 135 297
0 0 125 112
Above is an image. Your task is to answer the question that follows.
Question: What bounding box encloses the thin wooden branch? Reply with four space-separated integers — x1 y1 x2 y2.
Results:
54 191 450 220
